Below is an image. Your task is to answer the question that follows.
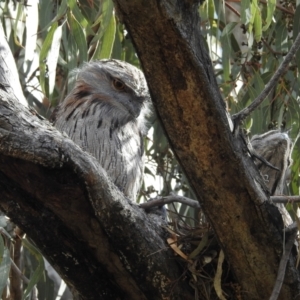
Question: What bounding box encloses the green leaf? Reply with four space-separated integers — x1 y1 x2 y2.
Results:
67 11 87 64
39 0 64 36
275 21 288 53
22 238 45 300
39 22 58 94
207 0 215 27
111 23 123 59
67 34 78 93
0 235 4 264
241 0 251 25
188 232 209 259
93 0 114 28
253 6 262 42
221 22 237 37
67 0 88 27
0 216 8 228
93 14 116 59
89 0 114 48
291 145 300 195
13 2 25 47
293 5 300 41
0 249 11 296
220 29 232 84
262 0 276 31
293 5 300 71
248 0 259 34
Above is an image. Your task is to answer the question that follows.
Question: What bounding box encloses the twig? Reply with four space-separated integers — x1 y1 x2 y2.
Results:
224 2 240 17
10 258 38 300
225 0 294 16
271 196 300 204
10 258 30 284
269 227 297 300
259 0 294 16
140 194 300 209
232 31 300 125
261 38 287 56
252 152 280 171
139 193 200 209
283 222 297 233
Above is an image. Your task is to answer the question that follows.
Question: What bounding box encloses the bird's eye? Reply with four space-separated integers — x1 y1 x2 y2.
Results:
113 79 125 91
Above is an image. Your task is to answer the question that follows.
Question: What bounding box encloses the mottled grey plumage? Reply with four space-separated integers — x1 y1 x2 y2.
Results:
251 130 292 195
251 130 293 225
51 59 150 201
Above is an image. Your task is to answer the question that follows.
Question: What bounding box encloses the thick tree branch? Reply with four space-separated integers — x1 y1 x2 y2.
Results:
0 86 193 300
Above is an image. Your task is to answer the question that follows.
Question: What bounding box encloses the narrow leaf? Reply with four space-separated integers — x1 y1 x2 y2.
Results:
262 0 276 31
221 22 237 37
213 250 226 300
0 235 4 264
254 6 262 42
89 0 114 46
167 238 189 261
67 34 78 93
39 22 58 94
40 0 67 33
93 14 116 59
241 0 251 25
188 232 209 259
22 238 45 300
13 2 25 47
207 0 215 27
248 0 258 34
67 11 87 63
67 0 88 27
0 249 11 296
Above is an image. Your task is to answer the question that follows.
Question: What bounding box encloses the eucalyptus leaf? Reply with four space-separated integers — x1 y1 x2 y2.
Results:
262 0 276 31
39 22 58 94
22 238 45 300
93 14 116 60
241 0 251 25
0 249 11 297
67 11 88 64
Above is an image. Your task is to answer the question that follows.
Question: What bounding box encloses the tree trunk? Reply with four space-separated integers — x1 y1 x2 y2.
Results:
112 0 300 299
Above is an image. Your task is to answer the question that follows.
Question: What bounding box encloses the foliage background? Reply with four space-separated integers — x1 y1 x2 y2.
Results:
0 0 299 299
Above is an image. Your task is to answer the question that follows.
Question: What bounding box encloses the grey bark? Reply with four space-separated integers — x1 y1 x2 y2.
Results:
0 85 193 299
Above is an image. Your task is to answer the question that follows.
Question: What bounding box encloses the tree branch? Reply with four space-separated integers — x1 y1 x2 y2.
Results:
0 87 193 299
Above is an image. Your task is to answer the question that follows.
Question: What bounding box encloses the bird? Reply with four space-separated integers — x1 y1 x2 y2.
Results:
251 130 292 195
251 130 293 226
51 59 150 201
